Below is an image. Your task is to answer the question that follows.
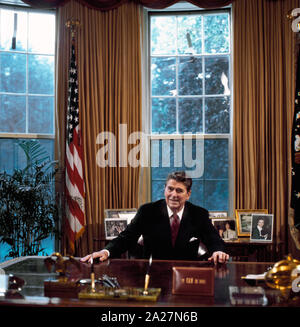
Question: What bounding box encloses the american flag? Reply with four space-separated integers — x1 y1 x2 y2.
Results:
65 40 85 253
292 51 300 230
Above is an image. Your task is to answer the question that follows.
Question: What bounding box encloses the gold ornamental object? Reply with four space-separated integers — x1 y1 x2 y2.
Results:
44 252 81 279
265 254 300 291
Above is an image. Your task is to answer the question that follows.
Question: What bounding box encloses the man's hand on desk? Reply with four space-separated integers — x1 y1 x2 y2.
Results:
208 251 229 265
80 249 109 263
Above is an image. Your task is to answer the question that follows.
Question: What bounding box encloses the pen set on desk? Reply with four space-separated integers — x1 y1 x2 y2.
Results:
89 254 153 295
78 253 161 301
143 255 152 295
90 255 96 292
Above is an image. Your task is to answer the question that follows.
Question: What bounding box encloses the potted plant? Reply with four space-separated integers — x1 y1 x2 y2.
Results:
0 140 59 258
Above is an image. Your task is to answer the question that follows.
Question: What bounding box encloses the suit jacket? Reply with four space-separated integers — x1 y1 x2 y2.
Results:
252 226 268 240
105 199 225 260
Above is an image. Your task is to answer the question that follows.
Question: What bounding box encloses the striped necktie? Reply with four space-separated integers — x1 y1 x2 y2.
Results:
171 213 180 247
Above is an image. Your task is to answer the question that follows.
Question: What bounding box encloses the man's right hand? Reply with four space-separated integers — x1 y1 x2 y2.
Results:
80 249 109 263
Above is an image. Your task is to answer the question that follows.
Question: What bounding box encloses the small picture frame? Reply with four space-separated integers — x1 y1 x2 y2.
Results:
209 211 228 219
235 209 268 237
250 214 273 242
211 219 237 241
104 208 137 222
104 218 128 240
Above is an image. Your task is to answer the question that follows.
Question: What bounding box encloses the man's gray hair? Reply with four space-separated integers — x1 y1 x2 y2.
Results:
165 171 192 192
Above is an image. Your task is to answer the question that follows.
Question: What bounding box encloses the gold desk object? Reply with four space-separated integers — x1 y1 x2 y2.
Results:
265 254 300 291
78 285 161 302
43 252 83 298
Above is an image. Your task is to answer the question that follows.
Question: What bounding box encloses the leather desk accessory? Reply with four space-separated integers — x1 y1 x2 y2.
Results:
172 266 215 296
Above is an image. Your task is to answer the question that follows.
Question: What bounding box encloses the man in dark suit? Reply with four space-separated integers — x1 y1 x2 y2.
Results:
251 218 268 240
81 171 229 264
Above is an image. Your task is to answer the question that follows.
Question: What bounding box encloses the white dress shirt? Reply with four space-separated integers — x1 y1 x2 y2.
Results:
167 205 184 221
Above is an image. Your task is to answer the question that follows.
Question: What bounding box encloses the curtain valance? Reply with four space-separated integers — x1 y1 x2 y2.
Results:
21 0 234 10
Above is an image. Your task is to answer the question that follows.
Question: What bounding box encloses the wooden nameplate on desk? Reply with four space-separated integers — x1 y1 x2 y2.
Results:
78 285 161 302
172 266 215 296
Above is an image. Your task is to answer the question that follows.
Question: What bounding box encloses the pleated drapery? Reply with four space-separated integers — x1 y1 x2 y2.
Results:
233 0 300 253
56 0 142 255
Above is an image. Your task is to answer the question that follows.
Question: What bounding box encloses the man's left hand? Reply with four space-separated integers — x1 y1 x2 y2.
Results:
208 251 229 264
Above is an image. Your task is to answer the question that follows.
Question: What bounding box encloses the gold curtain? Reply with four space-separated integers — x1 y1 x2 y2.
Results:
55 0 142 256
233 0 300 254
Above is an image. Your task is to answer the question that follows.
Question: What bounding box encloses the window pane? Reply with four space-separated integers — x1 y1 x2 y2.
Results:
178 98 202 133
28 55 54 94
204 13 229 54
28 13 55 54
0 139 20 172
0 137 54 175
0 138 54 173
151 138 204 179
38 139 54 158
205 97 230 133
204 180 228 211
151 16 176 55
28 96 54 134
0 10 27 51
0 95 26 132
182 138 204 178
151 139 185 178
204 139 228 179
189 180 204 207
152 98 176 133
0 52 26 93
151 179 165 202
151 57 176 96
151 138 228 209
178 57 202 95
177 15 202 55
205 56 229 95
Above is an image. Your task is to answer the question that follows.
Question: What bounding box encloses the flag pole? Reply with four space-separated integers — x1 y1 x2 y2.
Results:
64 18 85 256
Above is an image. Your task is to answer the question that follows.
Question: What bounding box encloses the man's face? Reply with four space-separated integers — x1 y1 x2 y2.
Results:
258 219 264 227
164 179 191 212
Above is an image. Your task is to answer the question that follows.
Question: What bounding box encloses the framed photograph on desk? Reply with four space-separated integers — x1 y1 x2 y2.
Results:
104 218 128 240
104 208 137 221
250 214 273 242
235 209 268 237
104 209 137 240
211 219 237 241
209 211 227 218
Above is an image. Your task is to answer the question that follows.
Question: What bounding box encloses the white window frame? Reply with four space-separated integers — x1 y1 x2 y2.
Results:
142 2 234 216
0 3 55 141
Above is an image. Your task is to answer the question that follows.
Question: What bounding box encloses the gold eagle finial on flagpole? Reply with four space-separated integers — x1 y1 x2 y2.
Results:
65 19 81 39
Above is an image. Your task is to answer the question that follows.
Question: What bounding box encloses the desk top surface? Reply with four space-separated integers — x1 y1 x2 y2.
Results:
0 256 299 307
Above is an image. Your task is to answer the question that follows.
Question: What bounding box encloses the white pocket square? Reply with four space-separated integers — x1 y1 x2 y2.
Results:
189 237 198 242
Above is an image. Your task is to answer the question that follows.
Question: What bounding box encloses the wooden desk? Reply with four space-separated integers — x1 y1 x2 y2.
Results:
0 256 299 308
225 238 284 262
